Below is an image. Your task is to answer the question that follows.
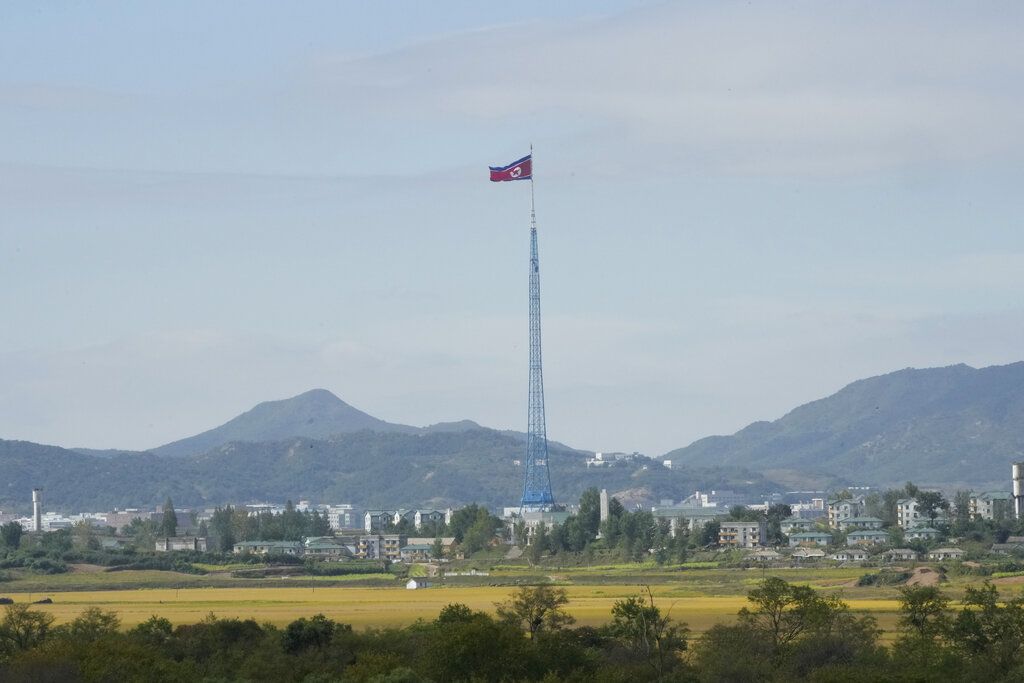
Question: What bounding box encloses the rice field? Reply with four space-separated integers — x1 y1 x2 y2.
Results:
0 582 905 635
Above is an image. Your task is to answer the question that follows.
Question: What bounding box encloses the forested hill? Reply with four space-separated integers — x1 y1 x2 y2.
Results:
0 430 772 512
666 362 1024 487
152 388 421 457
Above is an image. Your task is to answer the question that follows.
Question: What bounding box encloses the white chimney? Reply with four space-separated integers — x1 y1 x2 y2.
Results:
1014 463 1024 519
32 488 42 532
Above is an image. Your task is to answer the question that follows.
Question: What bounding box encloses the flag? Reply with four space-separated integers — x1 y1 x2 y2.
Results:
489 154 532 182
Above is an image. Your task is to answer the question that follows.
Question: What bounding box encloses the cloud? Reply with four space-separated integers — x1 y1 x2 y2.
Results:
299 3 1024 176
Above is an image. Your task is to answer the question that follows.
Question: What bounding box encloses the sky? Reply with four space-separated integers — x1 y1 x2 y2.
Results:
2 1 1023 456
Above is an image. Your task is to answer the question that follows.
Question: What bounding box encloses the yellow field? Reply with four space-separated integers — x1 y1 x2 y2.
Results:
1 584 904 635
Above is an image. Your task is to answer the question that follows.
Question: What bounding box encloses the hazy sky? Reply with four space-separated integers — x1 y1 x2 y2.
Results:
2 2 1023 456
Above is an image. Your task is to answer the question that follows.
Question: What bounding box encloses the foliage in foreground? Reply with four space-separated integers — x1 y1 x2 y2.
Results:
3 579 1024 681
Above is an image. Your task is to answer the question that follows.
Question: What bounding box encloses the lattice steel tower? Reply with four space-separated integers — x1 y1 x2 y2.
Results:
521 187 555 510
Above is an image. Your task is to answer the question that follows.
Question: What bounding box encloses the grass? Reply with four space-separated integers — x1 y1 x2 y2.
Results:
191 562 261 572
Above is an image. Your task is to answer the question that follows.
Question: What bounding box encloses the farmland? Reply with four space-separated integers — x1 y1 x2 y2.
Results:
0 583 906 634
1 561 974 636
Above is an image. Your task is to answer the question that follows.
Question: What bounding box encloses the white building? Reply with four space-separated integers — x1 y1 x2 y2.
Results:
585 452 639 467
719 521 766 548
969 492 1013 521
325 504 359 530
651 507 726 535
827 497 865 529
896 499 922 530
681 490 745 509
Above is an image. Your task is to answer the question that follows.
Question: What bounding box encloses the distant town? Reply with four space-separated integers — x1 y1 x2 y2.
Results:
4 458 1023 572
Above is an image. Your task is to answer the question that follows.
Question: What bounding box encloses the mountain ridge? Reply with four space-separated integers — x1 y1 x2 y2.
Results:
666 361 1024 486
153 388 420 457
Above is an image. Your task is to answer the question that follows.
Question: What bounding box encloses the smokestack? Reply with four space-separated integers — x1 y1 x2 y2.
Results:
32 488 42 532
1014 464 1024 520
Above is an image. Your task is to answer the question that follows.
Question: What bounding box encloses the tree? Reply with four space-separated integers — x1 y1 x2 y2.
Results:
578 488 602 539
448 504 489 543
528 524 548 564
431 536 444 560
898 585 950 640
0 604 54 657
953 490 972 527
125 517 158 552
462 514 499 555
693 578 882 680
729 505 760 522
423 606 529 682
880 489 902 527
563 517 589 552
58 607 120 642
282 614 346 654
130 615 173 646
309 510 332 537
951 582 1024 674
72 519 99 550
739 577 843 654
700 521 721 547
511 519 527 547
916 491 948 526
209 506 236 552
609 587 688 680
765 504 792 545
0 521 23 549
496 585 575 639
161 497 178 537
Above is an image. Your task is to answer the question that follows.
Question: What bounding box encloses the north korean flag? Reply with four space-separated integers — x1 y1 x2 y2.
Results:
489 155 532 181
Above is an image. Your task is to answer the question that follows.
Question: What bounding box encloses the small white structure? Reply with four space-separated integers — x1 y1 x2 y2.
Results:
406 578 430 590
886 548 920 562
830 549 869 562
792 548 826 561
927 547 964 561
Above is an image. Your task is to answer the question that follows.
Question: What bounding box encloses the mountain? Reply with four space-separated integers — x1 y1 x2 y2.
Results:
667 362 1024 487
0 431 771 513
153 389 418 457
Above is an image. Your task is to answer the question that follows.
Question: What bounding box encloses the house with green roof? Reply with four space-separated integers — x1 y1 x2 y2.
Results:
788 531 832 547
780 517 815 535
905 526 941 541
836 516 884 532
847 529 891 546
232 540 303 556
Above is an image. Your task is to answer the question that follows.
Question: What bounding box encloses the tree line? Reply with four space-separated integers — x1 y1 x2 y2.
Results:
4 577 1024 681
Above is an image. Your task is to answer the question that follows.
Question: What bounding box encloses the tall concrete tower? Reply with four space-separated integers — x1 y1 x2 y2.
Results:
1014 463 1024 519
32 488 42 532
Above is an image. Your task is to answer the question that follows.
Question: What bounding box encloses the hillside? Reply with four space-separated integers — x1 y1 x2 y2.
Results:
153 389 419 457
0 431 771 512
667 362 1024 487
